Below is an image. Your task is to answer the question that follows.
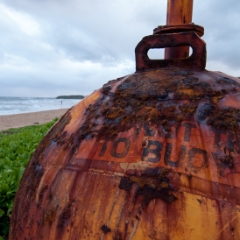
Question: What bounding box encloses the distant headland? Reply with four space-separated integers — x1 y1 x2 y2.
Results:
56 95 85 99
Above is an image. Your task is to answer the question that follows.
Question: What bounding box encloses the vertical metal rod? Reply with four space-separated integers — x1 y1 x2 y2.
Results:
165 0 194 59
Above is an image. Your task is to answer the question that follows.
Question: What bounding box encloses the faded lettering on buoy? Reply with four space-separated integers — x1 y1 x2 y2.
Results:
69 119 238 182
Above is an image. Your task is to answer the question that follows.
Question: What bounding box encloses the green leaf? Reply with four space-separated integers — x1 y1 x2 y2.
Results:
0 209 4 217
0 117 58 237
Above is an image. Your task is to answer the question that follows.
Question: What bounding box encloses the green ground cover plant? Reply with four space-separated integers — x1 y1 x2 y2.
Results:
0 118 58 239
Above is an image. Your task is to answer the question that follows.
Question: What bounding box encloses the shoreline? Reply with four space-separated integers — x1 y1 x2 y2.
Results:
0 109 69 132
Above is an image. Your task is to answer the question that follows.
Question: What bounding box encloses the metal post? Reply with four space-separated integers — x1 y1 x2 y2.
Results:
165 0 193 59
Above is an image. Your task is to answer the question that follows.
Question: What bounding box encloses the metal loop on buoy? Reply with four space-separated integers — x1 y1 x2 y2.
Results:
135 31 206 72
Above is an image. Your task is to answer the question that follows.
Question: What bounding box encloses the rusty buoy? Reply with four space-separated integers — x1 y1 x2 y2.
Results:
10 2 240 240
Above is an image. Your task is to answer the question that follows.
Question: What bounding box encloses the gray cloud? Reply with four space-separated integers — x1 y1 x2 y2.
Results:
0 0 240 97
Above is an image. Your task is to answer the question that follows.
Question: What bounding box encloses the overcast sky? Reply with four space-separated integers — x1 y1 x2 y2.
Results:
1 0 240 97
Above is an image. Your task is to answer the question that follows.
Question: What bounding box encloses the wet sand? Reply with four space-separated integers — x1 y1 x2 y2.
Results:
0 109 68 132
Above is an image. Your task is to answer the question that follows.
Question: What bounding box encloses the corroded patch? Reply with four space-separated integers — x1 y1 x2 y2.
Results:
119 167 176 207
77 68 240 141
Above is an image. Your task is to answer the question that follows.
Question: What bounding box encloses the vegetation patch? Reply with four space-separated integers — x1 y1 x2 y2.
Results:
0 118 58 239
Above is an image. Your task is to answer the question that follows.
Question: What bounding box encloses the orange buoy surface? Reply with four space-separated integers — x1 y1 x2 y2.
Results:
10 30 240 239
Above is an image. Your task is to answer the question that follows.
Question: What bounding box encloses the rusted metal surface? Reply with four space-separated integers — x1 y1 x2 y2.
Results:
9 8 240 239
165 0 193 59
154 24 204 37
10 65 240 239
166 0 193 25
136 31 206 71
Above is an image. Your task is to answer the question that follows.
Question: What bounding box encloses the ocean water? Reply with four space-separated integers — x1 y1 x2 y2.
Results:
0 96 81 116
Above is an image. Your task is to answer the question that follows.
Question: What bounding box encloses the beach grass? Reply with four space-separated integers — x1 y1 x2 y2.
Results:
0 118 59 239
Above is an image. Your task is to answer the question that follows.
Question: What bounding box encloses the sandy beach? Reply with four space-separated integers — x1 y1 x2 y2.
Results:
0 109 69 132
